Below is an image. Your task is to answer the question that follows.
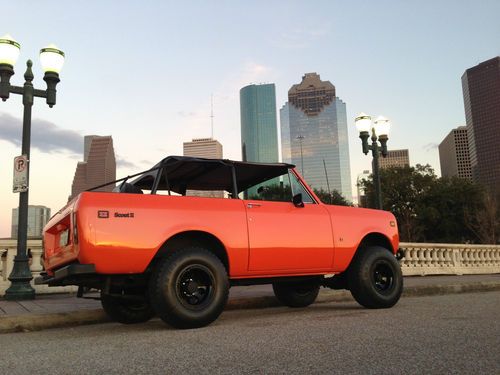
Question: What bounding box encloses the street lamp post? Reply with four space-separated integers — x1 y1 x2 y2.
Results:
296 135 305 177
355 113 391 210
0 34 65 300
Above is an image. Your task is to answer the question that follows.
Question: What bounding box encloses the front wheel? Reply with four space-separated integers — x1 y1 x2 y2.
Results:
273 281 320 308
149 247 229 329
348 246 403 309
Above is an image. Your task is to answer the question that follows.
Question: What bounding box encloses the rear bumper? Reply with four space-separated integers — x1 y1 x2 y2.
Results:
35 263 96 286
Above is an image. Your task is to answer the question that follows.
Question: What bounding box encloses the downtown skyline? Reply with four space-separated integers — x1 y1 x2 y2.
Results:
0 1 499 237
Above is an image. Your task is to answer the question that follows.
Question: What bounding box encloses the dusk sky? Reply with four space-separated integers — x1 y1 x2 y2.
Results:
1 1 499 237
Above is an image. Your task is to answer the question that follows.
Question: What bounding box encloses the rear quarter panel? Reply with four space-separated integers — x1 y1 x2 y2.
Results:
76 192 248 275
324 205 399 272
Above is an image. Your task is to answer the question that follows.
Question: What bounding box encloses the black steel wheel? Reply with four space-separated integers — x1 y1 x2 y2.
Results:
348 245 403 308
149 247 229 329
100 290 154 324
272 280 320 308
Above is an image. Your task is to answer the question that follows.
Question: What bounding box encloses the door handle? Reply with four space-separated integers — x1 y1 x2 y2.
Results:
247 203 262 208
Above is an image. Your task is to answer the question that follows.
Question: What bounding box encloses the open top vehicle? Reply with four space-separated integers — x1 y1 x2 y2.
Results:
37 156 403 329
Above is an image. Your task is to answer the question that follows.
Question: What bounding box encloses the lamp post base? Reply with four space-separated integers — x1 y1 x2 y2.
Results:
4 256 35 300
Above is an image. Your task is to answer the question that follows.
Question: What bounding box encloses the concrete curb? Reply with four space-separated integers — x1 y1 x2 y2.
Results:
1 281 499 334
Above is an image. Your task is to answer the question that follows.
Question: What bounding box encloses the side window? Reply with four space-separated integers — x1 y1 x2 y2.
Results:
289 171 315 204
243 173 292 202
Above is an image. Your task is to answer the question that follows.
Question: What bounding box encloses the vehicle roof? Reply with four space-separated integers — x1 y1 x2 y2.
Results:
131 156 295 194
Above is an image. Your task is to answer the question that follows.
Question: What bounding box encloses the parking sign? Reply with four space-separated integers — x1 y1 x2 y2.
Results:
13 155 28 193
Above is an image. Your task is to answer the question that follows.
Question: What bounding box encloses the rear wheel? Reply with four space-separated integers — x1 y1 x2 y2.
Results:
149 247 229 329
272 281 320 308
348 246 403 308
100 290 154 324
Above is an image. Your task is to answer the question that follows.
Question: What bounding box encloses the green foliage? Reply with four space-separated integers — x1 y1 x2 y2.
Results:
313 188 352 206
358 165 499 244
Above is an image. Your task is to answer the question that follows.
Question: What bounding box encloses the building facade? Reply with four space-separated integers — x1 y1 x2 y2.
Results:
379 149 410 169
11 205 51 239
438 126 472 180
461 56 500 190
280 73 352 201
240 83 279 164
70 135 116 200
183 138 224 198
183 137 223 160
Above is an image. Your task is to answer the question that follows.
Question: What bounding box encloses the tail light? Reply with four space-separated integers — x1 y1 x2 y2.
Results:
73 211 79 244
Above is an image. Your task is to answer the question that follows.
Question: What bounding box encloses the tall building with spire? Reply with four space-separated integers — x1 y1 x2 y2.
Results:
70 135 116 200
280 73 352 201
462 56 500 190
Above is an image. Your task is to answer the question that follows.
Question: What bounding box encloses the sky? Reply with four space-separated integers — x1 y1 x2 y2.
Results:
0 1 499 237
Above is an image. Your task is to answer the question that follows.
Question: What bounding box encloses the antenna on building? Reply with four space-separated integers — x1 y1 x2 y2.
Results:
210 94 214 139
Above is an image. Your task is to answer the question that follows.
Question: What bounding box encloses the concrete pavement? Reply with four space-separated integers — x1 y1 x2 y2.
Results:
1 274 499 333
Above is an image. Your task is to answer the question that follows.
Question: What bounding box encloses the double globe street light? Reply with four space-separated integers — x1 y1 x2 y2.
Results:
355 113 391 210
0 34 65 300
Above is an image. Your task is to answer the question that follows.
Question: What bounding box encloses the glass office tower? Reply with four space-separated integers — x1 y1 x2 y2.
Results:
240 84 280 197
240 84 279 163
280 73 352 201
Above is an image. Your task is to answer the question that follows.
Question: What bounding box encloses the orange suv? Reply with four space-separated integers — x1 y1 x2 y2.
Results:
37 156 403 329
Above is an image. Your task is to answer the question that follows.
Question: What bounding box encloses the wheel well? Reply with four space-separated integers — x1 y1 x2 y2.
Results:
359 233 393 253
342 232 394 279
152 231 229 273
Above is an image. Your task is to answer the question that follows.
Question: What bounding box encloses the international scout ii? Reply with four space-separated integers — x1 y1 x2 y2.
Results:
37 156 403 329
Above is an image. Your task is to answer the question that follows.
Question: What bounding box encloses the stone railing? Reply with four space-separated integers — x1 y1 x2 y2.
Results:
400 242 500 276
0 239 76 296
1 239 499 296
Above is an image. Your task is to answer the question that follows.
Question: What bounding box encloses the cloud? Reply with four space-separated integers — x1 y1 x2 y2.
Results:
0 112 81 155
116 157 153 170
423 143 439 152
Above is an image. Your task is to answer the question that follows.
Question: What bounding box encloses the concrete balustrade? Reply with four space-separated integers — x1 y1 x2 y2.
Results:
400 242 500 276
1 239 499 296
0 239 76 296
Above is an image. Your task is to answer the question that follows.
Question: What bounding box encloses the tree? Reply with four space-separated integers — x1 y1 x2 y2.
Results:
465 190 500 244
313 188 352 206
359 165 436 242
357 165 497 244
419 176 484 243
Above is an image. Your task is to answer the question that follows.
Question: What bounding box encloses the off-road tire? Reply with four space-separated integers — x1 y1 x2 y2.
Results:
100 291 155 324
348 246 403 308
272 281 320 307
149 247 229 329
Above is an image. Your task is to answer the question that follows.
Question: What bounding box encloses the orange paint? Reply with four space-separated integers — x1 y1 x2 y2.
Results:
43 167 399 280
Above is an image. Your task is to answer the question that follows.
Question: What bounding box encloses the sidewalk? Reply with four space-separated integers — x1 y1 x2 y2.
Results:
1 274 499 333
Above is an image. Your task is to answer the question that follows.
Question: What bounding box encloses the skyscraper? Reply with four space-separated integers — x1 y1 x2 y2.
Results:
438 126 472 180
183 138 224 198
70 135 116 200
11 205 51 239
240 83 279 163
379 149 410 169
280 73 352 201
461 56 500 190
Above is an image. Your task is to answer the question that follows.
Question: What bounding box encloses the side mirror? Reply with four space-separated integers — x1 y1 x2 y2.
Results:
292 193 304 208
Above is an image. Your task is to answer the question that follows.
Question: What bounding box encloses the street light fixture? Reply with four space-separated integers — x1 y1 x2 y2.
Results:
355 113 391 209
0 34 65 300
